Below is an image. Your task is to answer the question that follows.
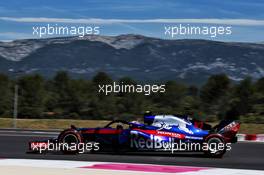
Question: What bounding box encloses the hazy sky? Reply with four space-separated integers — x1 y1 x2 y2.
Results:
0 0 263 42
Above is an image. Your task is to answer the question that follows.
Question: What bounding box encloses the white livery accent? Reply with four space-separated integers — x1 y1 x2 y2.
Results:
152 115 193 134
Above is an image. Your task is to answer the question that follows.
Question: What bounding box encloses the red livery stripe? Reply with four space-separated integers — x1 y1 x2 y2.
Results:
134 129 185 139
82 129 122 134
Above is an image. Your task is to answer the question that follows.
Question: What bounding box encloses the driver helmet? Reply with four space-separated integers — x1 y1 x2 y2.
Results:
144 111 153 116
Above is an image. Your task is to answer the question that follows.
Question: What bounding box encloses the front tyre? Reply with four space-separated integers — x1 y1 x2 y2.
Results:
58 130 83 154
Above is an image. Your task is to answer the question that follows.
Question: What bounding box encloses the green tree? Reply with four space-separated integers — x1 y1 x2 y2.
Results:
47 71 92 117
116 77 145 116
0 74 12 116
92 72 113 86
18 74 46 118
233 77 254 115
153 81 187 114
225 77 255 120
200 74 230 116
48 71 72 115
255 77 264 94
89 72 117 119
252 78 264 116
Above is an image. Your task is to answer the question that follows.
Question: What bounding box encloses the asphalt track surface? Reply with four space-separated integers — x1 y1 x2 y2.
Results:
0 130 263 170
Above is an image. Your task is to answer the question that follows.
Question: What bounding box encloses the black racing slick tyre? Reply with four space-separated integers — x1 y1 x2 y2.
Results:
58 129 83 154
204 136 226 158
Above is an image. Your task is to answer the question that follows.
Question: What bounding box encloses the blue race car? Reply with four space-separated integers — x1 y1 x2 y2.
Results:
28 114 240 158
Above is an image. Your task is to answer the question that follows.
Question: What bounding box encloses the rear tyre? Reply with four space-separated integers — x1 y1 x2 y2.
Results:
204 136 226 158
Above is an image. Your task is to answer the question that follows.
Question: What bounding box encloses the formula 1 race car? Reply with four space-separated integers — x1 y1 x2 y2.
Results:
28 114 240 158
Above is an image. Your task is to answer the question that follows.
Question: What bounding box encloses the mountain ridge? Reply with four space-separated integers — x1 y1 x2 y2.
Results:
0 34 264 84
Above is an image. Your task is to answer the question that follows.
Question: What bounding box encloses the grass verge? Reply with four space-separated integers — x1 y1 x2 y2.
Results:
0 118 109 130
0 118 263 134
